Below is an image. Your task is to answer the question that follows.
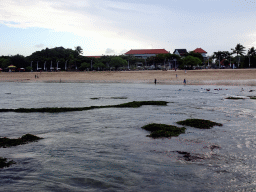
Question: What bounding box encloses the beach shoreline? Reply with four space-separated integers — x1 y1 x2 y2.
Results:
0 69 256 86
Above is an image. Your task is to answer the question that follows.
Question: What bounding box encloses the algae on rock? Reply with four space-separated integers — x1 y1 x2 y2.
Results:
176 119 223 129
0 101 168 113
141 123 186 138
0 134 42 168
0 134 42 148
0 157 16 168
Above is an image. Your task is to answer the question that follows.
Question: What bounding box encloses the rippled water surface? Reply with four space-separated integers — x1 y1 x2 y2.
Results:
1 82 256 191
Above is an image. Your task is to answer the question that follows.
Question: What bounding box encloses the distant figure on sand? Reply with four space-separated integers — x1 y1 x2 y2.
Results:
185 70 187 74
176 74 177 79
183 79 186 85
154 79 157 85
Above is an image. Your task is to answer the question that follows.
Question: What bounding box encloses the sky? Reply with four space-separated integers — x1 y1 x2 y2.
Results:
0 0 255 57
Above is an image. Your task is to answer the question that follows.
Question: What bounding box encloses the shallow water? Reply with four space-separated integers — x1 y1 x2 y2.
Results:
1 82 256 191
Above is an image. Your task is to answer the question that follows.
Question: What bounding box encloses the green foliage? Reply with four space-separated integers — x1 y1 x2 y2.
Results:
165 53 181 61
10 54 28 68
248 47 256 56
181 56 202 68
249 96 256 99
26 66 32 71
0 57 11 69
109 57 128 70
0 157 16 168
74 46 83 56
0 134 42 148
155 54 166 64
176 119 223 129
93 60 105 70
231 43 246 67
141 123 186 138
187 51 204 61
0 101 168 113
79 62 90 70
98 56 112 69
232 43 246 56
26 47 79 70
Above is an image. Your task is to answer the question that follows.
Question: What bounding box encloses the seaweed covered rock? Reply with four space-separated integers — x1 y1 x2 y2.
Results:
0 101 168 113
176 119 222 129
141 123 186 138
0 134 42 148
114 101 168 108
0 157 15 168
225 97 245 100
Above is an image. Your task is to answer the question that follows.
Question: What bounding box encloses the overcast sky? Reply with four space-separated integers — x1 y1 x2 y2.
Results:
0 0 255 57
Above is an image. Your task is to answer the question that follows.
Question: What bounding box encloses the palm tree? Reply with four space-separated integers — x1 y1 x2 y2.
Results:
74 46 83 56
226 52 233 68
231 43 245 67
212 51 224 68
247 47 255 68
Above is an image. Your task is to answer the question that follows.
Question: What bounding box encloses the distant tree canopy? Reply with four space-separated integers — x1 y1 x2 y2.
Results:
0 56 11 69
10 54 28 68
2 44 256 71
186 51 204 62
25 46 83 71
109 57 128 70
79 62 90 71
93 60 105 70
181 56 202 69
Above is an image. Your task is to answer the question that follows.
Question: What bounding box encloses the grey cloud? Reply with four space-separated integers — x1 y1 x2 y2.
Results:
105 48 115 54
35 44 45 48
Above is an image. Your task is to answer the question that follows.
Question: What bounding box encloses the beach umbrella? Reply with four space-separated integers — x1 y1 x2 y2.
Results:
7 65 16 68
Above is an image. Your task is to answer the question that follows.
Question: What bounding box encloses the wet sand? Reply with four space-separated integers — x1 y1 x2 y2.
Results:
0 69 256 86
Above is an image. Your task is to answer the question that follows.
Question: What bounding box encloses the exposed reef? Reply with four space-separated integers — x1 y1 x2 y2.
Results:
225 97 245 100
141 123 186 138
0 134 42 148
0 157 16 168
0 101 168 113
176 119 223 129
0 134 42 168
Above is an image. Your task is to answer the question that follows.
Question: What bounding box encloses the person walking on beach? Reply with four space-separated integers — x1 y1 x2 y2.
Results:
183 79 186 85
154 79 157 85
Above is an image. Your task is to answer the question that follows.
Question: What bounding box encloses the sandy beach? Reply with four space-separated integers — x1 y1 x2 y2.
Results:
0 69 256 86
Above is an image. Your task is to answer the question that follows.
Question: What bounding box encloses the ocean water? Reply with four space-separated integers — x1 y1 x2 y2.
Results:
0 82 256 191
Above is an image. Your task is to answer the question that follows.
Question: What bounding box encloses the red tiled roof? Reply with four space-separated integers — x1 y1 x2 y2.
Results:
125 49 169 55
193 48 207 53
86 56 102 58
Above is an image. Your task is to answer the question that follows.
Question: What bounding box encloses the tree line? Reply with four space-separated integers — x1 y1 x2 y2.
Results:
211 43 256 68
0 43 255 71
